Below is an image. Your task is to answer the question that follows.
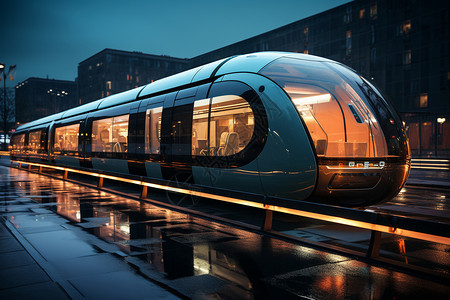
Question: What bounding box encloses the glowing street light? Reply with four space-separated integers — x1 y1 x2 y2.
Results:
0 63 17 149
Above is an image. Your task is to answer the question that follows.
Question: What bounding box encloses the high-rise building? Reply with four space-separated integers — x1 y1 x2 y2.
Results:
15 77 78 124
189 0 449 157
78 49 189 104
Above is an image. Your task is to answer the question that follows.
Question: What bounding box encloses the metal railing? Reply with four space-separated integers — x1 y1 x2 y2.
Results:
9 159 450 261
411 158 450 170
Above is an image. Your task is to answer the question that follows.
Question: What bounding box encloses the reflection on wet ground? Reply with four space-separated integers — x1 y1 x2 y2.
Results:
1 165 450 299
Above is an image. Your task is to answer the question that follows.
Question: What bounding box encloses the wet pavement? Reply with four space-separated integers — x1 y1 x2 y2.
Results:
1 159 450 299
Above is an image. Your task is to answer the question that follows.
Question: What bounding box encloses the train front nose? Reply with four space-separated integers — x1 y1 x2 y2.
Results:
307 68 411 206
260 56 410 206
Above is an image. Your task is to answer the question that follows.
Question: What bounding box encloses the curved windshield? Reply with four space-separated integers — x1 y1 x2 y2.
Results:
260 57 408 158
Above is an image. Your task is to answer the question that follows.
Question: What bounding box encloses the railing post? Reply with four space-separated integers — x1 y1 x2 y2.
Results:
98 176 103 188
38 166 43 173
18 162 22 168
263 209 273 231
28 164 32 171
140 185 148 199
63 170 68 179
367 230 382 258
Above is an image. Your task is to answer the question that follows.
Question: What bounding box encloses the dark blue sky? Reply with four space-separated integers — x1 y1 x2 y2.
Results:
1 0 349 87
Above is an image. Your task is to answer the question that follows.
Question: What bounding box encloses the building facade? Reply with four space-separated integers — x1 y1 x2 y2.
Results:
78 49 189 104
190 0 450 157
15 77 78 124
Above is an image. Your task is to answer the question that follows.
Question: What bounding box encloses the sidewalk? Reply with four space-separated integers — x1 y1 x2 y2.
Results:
0 202 181 299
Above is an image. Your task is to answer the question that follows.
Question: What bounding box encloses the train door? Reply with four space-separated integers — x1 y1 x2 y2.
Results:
160 84 210 183
160 90 193 183
127 100 147 176
79 117 92 169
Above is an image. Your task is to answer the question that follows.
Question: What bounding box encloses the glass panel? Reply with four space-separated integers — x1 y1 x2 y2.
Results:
11 134 25 153
92 114 129 152
209 95 254 156
192 98 210 155
171 104 193 156
145 106 163 154
260 57 388 158
54 124 79 153
29 131 41 154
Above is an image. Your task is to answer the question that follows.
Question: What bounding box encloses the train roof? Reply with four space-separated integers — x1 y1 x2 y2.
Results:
16 51 331 132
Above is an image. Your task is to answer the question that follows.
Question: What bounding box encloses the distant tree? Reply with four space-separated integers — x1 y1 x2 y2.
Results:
0 87 15 150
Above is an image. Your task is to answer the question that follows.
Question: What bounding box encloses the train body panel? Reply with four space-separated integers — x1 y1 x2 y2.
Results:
218 73 317 200
91 158 129 174
145 162 163 179
10 52 411 207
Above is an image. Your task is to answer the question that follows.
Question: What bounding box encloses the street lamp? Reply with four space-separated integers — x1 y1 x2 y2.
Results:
436 117 446 157
0 63 17 150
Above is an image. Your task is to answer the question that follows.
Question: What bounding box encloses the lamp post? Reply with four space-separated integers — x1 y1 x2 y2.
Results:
0 63 6 150
0 63 16 150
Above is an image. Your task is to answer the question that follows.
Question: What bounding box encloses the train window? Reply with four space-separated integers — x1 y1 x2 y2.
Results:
145 106 162 154
92 114 129 153
191 95 254 156
54 124 79 153
192 98 210 155
210 95 254 156
29 131 41 154
260 57 388 158
11 134 25 153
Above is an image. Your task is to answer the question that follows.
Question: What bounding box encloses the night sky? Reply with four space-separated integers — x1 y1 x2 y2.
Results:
1 0 349 87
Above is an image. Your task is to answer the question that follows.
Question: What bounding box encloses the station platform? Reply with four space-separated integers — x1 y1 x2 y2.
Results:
0 221 181 299
1 155 449 299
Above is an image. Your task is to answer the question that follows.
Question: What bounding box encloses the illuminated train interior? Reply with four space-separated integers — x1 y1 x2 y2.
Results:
11 52 410 206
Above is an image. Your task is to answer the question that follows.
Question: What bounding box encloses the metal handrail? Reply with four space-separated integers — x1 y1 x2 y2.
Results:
10 159 450 259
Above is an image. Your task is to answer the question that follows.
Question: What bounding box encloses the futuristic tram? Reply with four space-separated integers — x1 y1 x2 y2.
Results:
10 52 411 206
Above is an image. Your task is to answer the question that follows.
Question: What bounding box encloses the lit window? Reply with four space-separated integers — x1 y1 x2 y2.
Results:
346 31 352 55
304 49 309 54
29 131 41 154
106 81 112 90
260 58 389 158
145 106 163 154
191 96 254 156
370 3 377 18
11 134 25 153
405 50 412 65
359 8 365 19
92 115 129 152
403 20 411 35
419 93 428 108
54 124 79 153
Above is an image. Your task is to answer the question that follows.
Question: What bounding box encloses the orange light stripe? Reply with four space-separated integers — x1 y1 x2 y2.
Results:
11 160 450 246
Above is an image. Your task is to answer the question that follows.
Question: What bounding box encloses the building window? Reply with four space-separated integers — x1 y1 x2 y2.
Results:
344 6 352 24
403 20 411 35
371 47 376 64
419 93 428 108
54 124 79 153
405 50 412 65
106 81 112 90
145 106 163 154
359 8 365 19
92 115 129 152
304 49 309 54
346 31 352 55
370 3 377 19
